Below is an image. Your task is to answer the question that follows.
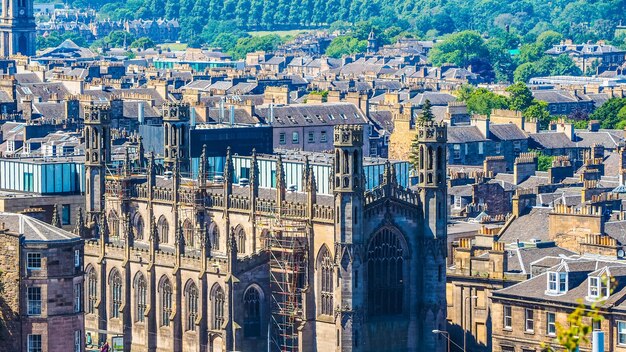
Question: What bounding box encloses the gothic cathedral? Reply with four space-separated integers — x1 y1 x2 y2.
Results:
0 0 36 57
81 102 448 352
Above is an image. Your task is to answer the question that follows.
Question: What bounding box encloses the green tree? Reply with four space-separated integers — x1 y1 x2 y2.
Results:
506 82 534 111
429 30 489 68
535 151 553 172
325 35 367 58
456 87 508 115
130 37 155 50
419 99 434 122
228 34 283 60
589 97 626 129
524 101 552 129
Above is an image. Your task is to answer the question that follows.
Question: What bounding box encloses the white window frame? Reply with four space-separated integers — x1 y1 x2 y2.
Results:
74 249 80 268
74 283 82 313
589 276 610 299
547 271 568 294
547 312 556 336
547 272 558 293
559 272 568 292
27 286 41 316
495 142 501 154
503 305 512 329
478 142 484 155
525 309 534 332
27 334 42 352
279 133 286 145
27 252 41 270
292 131 299 144
619 321 626 345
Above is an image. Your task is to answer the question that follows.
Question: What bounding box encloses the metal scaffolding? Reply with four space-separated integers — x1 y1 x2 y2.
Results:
257 215 308 352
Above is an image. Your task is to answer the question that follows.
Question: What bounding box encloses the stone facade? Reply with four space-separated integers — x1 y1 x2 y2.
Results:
0 216 84 352
0 0 36 56
82 112 449 352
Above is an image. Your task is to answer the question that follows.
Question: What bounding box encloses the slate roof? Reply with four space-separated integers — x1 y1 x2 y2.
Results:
447 126 486 143
498 207 551 244
409 92 457 106
532 90 589 104
574 131 623 149
0 212 80 243
529 132 576 149
495 259 626 306
256 103 368 127
368 110 394 133
489 124 527 141
505 246 577 274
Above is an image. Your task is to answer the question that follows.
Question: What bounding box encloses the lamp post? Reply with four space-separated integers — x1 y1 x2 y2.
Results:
464 295 479 352
432 329 450 352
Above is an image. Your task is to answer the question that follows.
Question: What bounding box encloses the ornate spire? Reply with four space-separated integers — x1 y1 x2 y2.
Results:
276 154 285 190
124 211 133 240
98 212 108 239
74 207 85 237
199 144 207 188
51 204 61 228
124 145 131 176
150 215 158 242
137 136 145 166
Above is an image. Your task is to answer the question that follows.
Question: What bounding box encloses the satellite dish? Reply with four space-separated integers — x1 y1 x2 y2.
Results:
618 249 625 258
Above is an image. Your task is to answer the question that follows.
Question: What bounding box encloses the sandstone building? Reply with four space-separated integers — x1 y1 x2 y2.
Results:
82 102 449 352
0 212 84 352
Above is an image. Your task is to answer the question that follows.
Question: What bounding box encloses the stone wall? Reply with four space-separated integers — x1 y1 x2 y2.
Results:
0 230 20 352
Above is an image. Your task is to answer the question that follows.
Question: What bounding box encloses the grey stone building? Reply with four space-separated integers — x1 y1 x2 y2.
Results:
81 102 448 352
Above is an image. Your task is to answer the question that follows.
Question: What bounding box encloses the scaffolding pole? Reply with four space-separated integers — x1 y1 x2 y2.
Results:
257 214 308 352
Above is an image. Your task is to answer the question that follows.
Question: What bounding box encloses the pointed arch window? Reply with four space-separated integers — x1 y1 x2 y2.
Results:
110 270 122 319
318 247 334 316
87 267 97 314
135 274 147 322
134 213 144 241
109 211 120 238
160 278 172 327
244 287 261 337
183 219 194 248
367 228 404 316
158 216 169 244
186 282 199 331
237 227 246 254
211 285 225 330
211 224 220 251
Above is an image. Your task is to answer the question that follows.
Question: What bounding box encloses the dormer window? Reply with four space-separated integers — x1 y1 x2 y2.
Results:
547 271 568 294
589 276 610 299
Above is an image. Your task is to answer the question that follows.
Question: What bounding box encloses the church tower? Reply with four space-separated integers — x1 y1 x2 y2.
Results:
333 125 365 351
162 102 190 172
0 0 36 57
416 119 448 349
84 104 111 232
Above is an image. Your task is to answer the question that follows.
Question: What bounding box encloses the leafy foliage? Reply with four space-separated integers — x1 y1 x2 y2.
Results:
455 85 509 115
429 31 489 68
506 82 534 111
37 32 87 50
534 151 554 172
589 98 626 129
326 36 367 58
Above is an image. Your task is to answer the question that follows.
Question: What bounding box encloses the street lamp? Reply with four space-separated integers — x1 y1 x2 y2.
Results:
464 295 479 352
432 329 450 352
